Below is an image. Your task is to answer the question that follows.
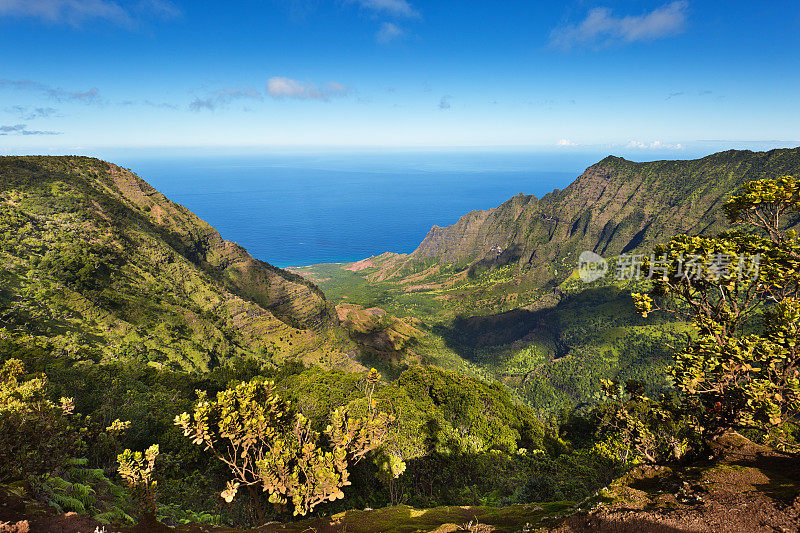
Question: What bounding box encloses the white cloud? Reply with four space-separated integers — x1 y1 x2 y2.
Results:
626 140 684 150
376 22 403 43
550 1 688 50
325 81 348 94
5 106 58 119
266 77 350 101
0 78 101 103
139 0 180 19
0 0 181 27
557 138 578 146
351 0 418 18
118 99 178 109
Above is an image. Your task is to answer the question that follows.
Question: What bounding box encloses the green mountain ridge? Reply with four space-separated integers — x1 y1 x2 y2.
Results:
0 155 360 372
299 147 800 412
375 148 800 303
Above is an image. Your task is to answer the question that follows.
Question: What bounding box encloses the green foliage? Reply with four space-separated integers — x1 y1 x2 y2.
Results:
175 369 394 518
506 450 621 504
375 452 407 505
634 175 800 447
385 446 619 509
36 457 134 525
390 366 544 457
250 365 550 511
590 380 696 464
0 156 347 375
0 359 80 481
38 241 116 290
157 504 221 526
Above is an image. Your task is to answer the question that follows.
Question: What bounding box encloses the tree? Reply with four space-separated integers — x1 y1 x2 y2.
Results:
633 175 800 448
0 358 79 481
174 368 394 520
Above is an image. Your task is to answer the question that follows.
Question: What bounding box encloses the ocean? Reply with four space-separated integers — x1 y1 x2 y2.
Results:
114 151 599 267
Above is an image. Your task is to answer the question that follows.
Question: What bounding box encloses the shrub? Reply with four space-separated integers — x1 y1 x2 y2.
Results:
175 368 394 520
0 359 79 481
634 175 800 448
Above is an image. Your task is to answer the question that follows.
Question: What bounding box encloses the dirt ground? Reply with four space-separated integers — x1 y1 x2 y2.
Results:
554 433 800 533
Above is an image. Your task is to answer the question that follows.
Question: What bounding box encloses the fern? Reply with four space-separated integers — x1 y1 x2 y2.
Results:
38 457 134 524
93 506 135 525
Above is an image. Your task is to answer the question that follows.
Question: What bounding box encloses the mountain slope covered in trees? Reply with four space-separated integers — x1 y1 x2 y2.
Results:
0 156 359 372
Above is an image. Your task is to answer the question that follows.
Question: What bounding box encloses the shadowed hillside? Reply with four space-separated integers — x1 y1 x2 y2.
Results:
298 147 800 413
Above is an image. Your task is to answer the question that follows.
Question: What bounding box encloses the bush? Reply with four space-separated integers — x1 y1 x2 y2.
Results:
634 175 800 449
0 359 80 481
175 369 394 520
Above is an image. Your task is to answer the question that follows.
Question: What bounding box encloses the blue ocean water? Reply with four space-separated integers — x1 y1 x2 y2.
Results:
116 152 594 267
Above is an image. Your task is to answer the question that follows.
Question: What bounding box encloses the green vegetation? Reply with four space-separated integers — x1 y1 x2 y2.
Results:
1 152 799 531
117 444 159 521
630 175 800 451
0 156 352 374
36 457 134 524
0 358 79 482
303 148 800 419
175 369 394 518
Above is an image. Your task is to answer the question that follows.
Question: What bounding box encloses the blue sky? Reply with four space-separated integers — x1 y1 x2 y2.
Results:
1 0 799 154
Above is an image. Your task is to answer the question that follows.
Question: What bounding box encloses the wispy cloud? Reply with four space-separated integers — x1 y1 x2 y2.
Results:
189 87 263 112
626 140 684 149
557 138 578 146
376 21 403 43
266 77 350 101
140 0 181 19
0 123 61 135
4 105 59 119
118 99 179 109
350 0 419 18
0 78 101 104
666 89 717 99
0 0 181 28
438 95 451 110
550 1 688 50
52 87 100 103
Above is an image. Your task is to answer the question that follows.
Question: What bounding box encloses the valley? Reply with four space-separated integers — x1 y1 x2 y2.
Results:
296 147 800 413
0 150 798 532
